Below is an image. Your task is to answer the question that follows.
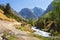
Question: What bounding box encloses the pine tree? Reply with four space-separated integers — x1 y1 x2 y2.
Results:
5 3 11 10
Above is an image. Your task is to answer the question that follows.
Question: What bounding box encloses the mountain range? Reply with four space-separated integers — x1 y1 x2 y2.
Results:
19 7 44 20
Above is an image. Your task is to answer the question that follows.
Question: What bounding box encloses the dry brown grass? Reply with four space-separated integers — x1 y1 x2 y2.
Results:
0 9 16 22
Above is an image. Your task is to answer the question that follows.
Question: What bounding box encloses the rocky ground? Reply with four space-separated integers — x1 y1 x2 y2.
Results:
0 20 41 40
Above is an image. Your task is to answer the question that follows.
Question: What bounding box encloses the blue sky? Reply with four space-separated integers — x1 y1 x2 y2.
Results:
0 0 53 12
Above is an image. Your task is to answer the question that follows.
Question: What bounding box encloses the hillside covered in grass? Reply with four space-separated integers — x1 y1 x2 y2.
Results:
0 9 16 21
0 3 26 22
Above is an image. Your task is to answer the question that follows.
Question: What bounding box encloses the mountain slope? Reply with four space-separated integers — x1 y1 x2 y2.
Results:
11 8 26 21
0 9 16 21
0 3 26 22
44 3 53 14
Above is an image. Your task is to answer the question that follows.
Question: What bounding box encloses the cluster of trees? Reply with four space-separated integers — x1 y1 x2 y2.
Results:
28 18 35 26
35 17 45 29
35 0 60 33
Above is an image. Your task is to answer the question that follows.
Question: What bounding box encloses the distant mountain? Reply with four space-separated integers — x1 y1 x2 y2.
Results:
33 7 44 18
19 8 36 20
19 7 44 20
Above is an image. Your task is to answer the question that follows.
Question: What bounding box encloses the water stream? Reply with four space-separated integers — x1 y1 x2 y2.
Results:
31 27 51 37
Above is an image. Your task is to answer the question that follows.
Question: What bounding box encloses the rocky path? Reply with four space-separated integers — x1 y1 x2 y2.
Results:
0 20 41 40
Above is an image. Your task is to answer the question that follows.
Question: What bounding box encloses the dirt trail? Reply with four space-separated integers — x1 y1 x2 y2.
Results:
0 20 41 40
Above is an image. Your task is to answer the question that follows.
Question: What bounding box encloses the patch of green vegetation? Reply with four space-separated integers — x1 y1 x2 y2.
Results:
17 27 26 31
15 25 34 32
15 25 26 31
29 33 51 40
8 35 18 40
39 36 51 40
28 18 35 26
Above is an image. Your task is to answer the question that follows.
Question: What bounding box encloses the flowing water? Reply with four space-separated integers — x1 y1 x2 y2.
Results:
31 27 51 37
